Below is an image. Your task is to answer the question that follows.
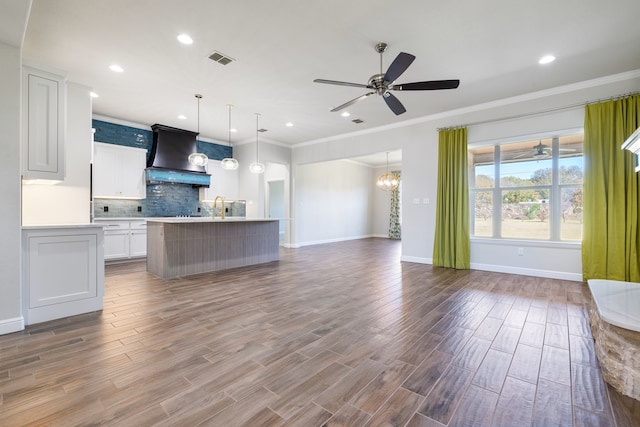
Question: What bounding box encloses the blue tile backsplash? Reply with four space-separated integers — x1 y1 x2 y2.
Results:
92 119 242 218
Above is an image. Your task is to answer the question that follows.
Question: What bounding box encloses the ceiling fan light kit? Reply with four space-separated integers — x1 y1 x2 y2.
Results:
315 42 460 115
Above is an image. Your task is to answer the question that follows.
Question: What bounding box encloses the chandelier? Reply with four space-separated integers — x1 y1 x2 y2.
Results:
376 152 399 191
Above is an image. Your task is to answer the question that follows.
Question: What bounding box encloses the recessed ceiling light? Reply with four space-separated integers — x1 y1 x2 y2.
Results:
341 111 350 117
177 115 186 120
230 128 237 133
109 64 124 72
177 34 193 45
286 122 293 127
89 91 99 98
538 55 556 65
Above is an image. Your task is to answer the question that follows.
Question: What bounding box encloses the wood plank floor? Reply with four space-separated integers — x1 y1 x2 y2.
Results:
1 238 639 426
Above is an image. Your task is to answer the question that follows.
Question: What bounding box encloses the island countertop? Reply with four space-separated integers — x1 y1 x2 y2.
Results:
146 217 280 224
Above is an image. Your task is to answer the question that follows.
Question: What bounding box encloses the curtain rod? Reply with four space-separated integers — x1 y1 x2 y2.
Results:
437 91 640 132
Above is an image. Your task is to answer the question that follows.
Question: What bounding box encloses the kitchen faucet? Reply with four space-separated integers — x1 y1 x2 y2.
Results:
213 196 225 219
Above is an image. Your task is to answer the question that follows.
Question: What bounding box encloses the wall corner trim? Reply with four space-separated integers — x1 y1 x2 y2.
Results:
0 316 25 335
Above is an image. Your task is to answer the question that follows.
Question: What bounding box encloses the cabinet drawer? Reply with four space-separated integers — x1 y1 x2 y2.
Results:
98 221 130 231
130 220 147 230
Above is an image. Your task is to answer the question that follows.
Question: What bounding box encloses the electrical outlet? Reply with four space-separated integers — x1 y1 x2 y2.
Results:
103 206 108 212
413 198 420 204
197 207 201 213
517 247 524 256
137 206 142 212
423 198 430 204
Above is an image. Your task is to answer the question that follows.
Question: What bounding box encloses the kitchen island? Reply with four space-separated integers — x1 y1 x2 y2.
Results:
146 218 279 279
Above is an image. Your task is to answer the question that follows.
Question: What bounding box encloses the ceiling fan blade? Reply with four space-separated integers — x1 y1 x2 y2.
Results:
383 52 415 84
392 79 460 91
330 92 375 112
314 79 370 89
383 92 406 115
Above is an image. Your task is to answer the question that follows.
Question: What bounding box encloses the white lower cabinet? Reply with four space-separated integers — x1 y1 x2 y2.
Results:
22 225 104 325
99 219 147 261
129 222 147 258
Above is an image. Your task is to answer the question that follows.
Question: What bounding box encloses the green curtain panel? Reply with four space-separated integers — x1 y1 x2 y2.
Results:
433 128 470 269
388 170 401 239
583 94 640 282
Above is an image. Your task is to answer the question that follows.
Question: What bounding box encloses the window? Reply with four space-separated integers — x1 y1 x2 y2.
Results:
469 133 583 241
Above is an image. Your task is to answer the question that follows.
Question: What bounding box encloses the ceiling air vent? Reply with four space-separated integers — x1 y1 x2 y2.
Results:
208 51 235 65
352 119 364 124
257 128 268 133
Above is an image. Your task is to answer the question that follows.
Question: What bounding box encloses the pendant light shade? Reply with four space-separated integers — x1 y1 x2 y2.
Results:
249 113 265 174
376 152 399 191
221 104 239 170
188 94 209 167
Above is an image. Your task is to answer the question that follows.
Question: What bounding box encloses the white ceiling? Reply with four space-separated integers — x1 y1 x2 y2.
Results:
18 0 640 166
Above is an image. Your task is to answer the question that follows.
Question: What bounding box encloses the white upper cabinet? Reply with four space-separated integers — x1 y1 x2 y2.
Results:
199 159 239 201
22 65 67 181
93 142 147 199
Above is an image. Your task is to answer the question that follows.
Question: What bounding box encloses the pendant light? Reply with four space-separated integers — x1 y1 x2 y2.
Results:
221 104 239 170
376 152 399 191
249 113 265 174
188 94 209 167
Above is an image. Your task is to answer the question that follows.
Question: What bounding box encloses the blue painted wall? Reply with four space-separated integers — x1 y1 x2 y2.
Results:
92 119 243 218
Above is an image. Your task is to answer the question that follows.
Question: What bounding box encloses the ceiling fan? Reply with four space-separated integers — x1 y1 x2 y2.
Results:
514 141 577 159
314 42 460 115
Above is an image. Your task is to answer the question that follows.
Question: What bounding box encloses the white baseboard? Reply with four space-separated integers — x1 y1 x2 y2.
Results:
294 234 375 248
400 257 582 281
0 316 25 335
470 262 583 282
401 256 433 264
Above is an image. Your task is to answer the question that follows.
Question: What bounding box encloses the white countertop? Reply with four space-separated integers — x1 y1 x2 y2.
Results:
146 217 279 223
22 223 104 230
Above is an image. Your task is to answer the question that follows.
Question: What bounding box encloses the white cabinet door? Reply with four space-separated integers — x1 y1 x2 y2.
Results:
130 230 147 257
93 142 146 198
200 159 239 201
22 226 104 325
129 220 147 257
22 66 66 181
119 149 147 198
93 143 119 197
104 231 129 260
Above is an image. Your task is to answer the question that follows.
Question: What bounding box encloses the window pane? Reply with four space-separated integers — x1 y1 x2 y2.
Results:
469 146 494 188
561 186 583 240
558 134 583 185
500 139 553 187
472 191 493 237
474 165 495 188
502 191 550 239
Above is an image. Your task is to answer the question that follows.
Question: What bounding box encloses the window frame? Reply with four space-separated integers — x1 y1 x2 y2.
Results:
469 130 583 243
